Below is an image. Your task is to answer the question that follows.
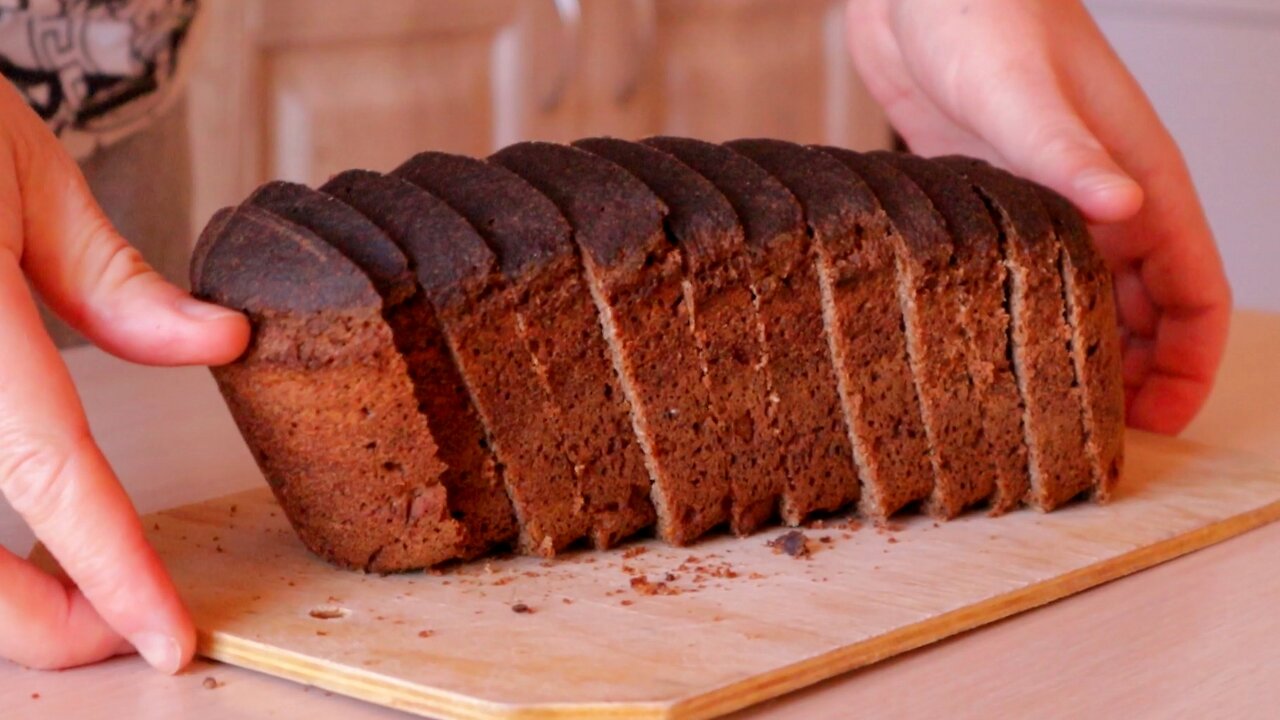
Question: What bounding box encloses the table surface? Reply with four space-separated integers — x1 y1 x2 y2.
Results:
2 310 1278 719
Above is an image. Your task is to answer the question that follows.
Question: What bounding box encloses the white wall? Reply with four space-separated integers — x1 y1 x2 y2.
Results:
1088 0 1280 311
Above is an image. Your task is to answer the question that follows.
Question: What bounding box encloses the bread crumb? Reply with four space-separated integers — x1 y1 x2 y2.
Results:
767 530 814 558
202 677 223 690
561 598 573 605
30 693 39 700
511 603 534 614
888 536 899 544
621 546 647 559
417 630 434 638
620 599 634 607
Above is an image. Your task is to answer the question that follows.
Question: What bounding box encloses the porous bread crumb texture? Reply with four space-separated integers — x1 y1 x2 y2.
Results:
686 252 783 535
384 296 518 558
746 231 861 525
581 238 733 545
214 312 464 572
814 218 934 519
511 254 657 548
196 142 1125 571
1041 189 1126 502
436 289 591 556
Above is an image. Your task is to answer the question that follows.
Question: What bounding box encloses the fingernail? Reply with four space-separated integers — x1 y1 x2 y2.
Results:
129 631 182 674
175 296 241 322
1074 168 1139 197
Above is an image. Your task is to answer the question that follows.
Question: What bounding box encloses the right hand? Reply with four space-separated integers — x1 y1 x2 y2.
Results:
0 79 250 671
845 0 1232 434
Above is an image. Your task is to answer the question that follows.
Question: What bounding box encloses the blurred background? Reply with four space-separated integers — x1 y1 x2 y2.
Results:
180 0 1279 312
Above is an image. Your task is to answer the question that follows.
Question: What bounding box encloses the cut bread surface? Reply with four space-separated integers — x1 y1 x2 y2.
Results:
728 139 936 521
195 140 1126 570
492 141 734 545
644 136 861 526
576 136 783 535
394 151 656 548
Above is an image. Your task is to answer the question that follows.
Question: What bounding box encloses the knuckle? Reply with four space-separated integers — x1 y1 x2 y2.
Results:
0 429 90 526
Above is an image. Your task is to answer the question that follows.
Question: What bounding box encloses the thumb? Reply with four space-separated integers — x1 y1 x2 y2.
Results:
1 81 248 367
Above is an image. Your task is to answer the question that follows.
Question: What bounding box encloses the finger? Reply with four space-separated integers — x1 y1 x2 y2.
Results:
0 81 248 367
846 0 996 160
883 0 1143 223
0 253 195 673
0 546 133 669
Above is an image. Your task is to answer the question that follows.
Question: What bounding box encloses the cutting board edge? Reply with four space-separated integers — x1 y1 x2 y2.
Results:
667 496 1280 720
195 496 1280 720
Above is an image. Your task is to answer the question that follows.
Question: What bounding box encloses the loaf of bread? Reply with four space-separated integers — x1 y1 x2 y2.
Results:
192 139 1125 571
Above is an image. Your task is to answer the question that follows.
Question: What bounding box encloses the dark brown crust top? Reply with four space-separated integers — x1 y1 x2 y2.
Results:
935 156 1056 246
392 151 573 279
191 204 379 314
641 136 804 249
573 137 742 270
817 148 950 263
488 142 668 272
869 151 998 254
245 180 417 305
727 138 879 248
319 170 497 309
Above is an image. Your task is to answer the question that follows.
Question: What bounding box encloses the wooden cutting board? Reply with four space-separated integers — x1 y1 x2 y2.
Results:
141 431 1280 720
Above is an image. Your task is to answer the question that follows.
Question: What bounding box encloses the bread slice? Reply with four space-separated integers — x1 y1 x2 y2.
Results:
938 157 1093 510
816 150 987 518
643 136 860 525
491 141 732 545
248 179 587 556
191 204 465 571
318 170 520 558
1036 186 1125 501
393 152 655 549
727 139 933 519
574 136 782 535
870 151 1028 516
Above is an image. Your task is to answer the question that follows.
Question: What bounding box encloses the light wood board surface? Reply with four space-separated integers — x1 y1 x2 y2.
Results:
138 430 1280 720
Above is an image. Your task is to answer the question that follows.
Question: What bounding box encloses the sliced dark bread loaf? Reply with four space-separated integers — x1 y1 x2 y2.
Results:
318 170 520 558
393 151 654 548
491 141 732 545
1036 186 1125 501
727 139 933 519
248 180 586 556
191 204 465 571
938 156 1093 510
574 136 782 535
819 149 991 518
870 151 1028 516
643 136 860 525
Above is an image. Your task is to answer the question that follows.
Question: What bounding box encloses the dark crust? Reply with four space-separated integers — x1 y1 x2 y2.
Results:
726 138 879 245
489 141 669 273
938 155 1094 510
733 140 935 520
318 169 520 557
646 137 860 524
319 170 498 311
577 136 783 536
191 204 379 315
245 181 417 305
823 148 992 519
573 137 740 271
641 136 805 249
392 151 573 279
819 150 950 264
1036 185 1125 500
871 151 1011 514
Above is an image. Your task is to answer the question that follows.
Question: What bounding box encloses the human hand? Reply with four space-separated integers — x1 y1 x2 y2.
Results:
846 0 1231 434
0 80 249 670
